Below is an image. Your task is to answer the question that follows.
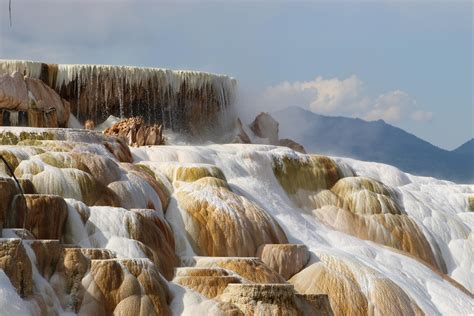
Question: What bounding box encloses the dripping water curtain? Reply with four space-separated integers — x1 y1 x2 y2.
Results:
0 154 28 262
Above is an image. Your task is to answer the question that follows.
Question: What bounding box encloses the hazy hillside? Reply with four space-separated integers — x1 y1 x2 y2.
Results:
453 138 474 155
273 107 474 183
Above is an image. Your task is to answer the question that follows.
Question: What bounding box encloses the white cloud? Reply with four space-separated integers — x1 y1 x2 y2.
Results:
259 75 432 123
411 110 433 122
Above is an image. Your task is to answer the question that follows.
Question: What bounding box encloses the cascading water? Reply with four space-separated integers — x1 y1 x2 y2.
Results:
0 60 237 133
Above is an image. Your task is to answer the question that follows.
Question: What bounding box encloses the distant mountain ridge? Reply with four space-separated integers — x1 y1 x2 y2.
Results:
272 107 474 183
453 138 474 155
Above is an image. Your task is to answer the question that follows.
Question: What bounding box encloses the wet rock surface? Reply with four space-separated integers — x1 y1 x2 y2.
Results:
0 121 470 315
256 244 310 280
104 117 164 147
0 238 33 297
10 194 68 240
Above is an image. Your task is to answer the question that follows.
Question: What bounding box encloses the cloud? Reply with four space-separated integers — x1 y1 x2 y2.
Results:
411 110 433 121
258 75 432 123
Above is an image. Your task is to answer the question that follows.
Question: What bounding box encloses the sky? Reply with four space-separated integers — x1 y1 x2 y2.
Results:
0 0 472 150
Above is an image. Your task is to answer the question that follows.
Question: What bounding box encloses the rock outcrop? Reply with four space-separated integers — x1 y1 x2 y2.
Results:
104 117 164 147
0 72 70 126
1 60 236 133
233 113 306 153
249 113 279 145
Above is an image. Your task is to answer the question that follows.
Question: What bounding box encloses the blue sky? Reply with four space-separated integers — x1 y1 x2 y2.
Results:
0 0 472 149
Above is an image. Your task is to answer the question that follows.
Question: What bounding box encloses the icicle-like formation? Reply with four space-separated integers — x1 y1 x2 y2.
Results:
0 60 237 132
0 60 43 78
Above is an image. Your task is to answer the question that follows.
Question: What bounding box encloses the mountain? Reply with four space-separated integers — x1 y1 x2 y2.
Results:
272 106 474 183
453 138 474 155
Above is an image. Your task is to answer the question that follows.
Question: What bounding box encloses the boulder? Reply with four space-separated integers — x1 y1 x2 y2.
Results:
233 113 307 153
249 112 279 145
232 118 252 144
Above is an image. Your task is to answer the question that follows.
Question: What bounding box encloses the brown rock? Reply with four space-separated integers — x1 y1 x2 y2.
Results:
145 125 162 146
17 178 36 194
69 152 122 187
0 177 19 231
10 194 68 240
25 239 63 279
290 261 368 316
103 117 164 147
174 276 241 299
0 239 33 297
44 107 59 128
103 137 133 163
175 267 229 277
194 257 286 284
0 72 28 110
256 244 310 280
52 247 117 312
249 112 279 145
278 138 307 154
84 119 95 130
272 155 346 210
218 284 301 316
174 175 288 257
126 209 179 280
123 164 170 210
232 118 252 144
80 259 170 315
27 108 45 127
25 77 70 125
295 294 334 316
289 254 422 316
